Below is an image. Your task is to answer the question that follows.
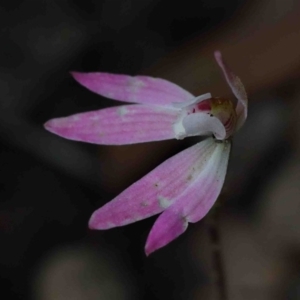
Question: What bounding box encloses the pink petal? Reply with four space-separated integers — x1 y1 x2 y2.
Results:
172 93 212 109
145 208 188 256
44 105 180 145
214 51 248 130
71 72 194 106
145 140 231 255
88 138 217 230
180 140 231 222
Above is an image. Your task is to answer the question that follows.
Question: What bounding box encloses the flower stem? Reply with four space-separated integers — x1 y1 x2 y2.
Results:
207 203 228 300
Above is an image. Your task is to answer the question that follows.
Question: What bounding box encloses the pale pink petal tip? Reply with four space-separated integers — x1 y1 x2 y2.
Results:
43 118 72 139
70 71 103 96
43 119 57 134
88 212 98 230
214 50 222 61
70 71 86 85
145 209 188 256
88 211 115 230
71 71 98 97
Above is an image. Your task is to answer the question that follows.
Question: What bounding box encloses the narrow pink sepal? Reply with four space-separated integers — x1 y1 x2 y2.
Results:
144 140 231 254
214 51 248 130
88 138 216 230
44 105 179 145
71 72 194 106
145 209 188 256
171 141 231 223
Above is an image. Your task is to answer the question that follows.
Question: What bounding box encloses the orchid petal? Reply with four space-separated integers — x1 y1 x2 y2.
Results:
145 208 188 256
89 138 217 230
145 140 231 254
71 72 194 106
171 93 212 109
44 105 180 145
214 51 248 130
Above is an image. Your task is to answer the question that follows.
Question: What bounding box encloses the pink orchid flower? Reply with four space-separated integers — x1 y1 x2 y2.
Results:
44 51 247 255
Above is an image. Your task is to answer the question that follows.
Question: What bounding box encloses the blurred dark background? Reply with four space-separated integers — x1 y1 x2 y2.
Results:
2 0 300 299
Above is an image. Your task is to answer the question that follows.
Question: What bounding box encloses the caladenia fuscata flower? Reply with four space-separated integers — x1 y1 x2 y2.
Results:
44 51 247 255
